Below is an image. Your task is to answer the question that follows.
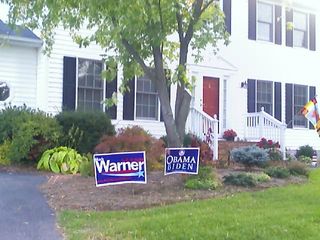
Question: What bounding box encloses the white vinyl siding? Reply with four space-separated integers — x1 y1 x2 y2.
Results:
0 46 38 109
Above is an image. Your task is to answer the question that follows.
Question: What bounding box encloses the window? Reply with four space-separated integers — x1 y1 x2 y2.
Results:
257 2 273 42
0 82 10 101
257 80 273 114
293 85 308 127
248 79 281 121
77 59 104 112
136 75 159 120
293 11 308 48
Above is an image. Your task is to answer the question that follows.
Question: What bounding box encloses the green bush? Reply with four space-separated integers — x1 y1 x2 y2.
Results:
56 111 115 153
297 155 312 164
80 153 94 177
287 160 310 176
0 104 61 163
0 140 11 165
184 166 220 190
223 172 270 187
95 126 165 171
230 146 269 169
295 145 314 159
37 146 88 174
264 167 290 178
223 173 257 187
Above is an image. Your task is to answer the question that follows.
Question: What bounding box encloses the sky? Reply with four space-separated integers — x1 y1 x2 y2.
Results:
0 3 9 21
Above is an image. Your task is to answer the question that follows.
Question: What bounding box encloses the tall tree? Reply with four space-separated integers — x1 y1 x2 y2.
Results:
3 0 228 147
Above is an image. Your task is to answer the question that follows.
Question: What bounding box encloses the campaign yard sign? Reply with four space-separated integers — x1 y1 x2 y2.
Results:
94 151 147 187
164 148 200 175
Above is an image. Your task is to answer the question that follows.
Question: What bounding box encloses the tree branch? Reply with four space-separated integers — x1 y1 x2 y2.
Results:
175 7 184 42
201 0 215 15
184 0 203 44
121 38 150 75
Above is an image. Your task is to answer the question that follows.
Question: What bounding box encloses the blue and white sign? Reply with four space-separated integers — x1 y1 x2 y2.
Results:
164 148 200 175
94 151 147 187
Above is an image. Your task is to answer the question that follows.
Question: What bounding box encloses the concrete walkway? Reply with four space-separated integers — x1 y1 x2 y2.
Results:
0 173 62 240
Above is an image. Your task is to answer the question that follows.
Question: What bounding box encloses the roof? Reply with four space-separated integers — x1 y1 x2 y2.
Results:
0 19 42 48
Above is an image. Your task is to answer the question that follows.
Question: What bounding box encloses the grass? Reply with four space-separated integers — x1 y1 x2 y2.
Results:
59 169 320 240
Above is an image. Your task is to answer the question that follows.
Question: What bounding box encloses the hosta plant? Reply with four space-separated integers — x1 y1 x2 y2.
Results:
37 146 87 174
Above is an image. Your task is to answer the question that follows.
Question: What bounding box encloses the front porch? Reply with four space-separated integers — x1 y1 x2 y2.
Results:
186 107 287 160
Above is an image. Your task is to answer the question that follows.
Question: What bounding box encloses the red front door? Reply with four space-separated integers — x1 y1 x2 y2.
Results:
203 77 219 119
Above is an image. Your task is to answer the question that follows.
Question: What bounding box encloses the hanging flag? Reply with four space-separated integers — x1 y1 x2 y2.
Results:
301 97 320 136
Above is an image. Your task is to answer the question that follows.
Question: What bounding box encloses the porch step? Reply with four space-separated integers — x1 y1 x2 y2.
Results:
217 140 257 161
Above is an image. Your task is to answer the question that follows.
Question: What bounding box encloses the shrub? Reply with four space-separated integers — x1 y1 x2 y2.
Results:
264 167 290 178
79 153 94 177
297 155 312 164
230 145 269 169
37 146 88 174
295 145 314 159
0 140 11 165
0 104 61 163
287 160 309 176
223 172 270 187
56 111 115 154
223 173 256 187
184 166 220 190
94 126 165 171
257 138 282 160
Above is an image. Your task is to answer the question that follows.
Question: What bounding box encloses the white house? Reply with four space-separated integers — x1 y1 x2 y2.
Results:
1 0 320 154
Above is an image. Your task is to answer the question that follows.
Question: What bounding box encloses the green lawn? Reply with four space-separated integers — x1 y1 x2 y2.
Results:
59 169 320 240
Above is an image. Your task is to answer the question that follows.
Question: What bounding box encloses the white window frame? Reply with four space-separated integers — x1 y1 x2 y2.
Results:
256 1 274 43
135 75 160 121
293 10 309 49
75 58 106 112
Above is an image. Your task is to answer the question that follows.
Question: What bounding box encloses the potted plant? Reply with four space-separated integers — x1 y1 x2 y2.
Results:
223 129 237 141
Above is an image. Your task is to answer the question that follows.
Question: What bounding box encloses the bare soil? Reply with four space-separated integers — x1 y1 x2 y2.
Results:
0 165 306 212
40 169 306 211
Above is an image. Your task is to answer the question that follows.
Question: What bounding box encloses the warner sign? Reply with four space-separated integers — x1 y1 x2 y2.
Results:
94 151 147 187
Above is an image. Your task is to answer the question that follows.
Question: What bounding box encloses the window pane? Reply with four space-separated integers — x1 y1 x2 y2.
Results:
258 2 273 23
257 22 273 41
294 11 307 30
78 58 104 112
293 85 308 127
257 81 273 115
136 75 159 120
293 30 307 48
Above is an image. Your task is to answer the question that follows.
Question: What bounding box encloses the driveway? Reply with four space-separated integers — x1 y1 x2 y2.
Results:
0 173 62 240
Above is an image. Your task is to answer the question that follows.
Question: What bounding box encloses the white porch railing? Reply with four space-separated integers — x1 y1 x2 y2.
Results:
186 107 219 160
244 107 287 160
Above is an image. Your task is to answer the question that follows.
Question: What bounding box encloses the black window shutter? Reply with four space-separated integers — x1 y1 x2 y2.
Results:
286 8 293 47
275 5 282 45
248 0 256 40
223 0 232 35
309 86 316 129
247 79 256 112
62 56 76 111
309 14 316 51
274 82 282 121
285 83 293 128
105 76 117 119
122 78 135 120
